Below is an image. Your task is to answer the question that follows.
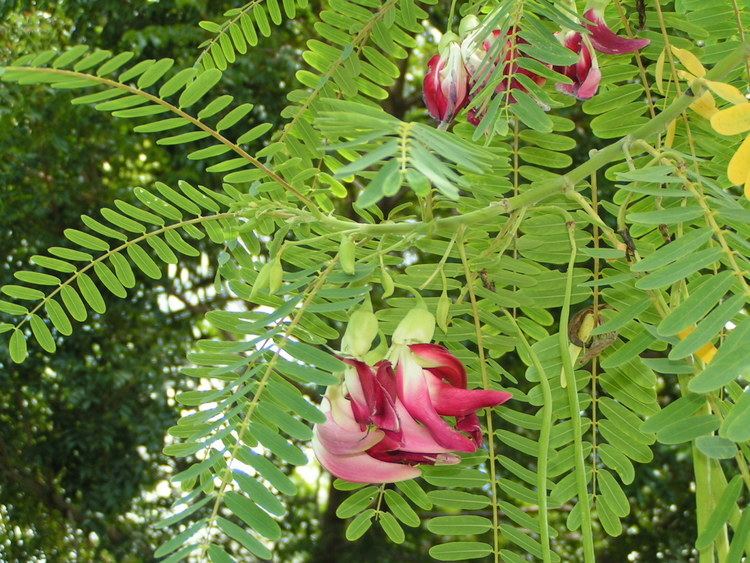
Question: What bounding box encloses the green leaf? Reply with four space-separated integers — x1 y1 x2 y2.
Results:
233 471 285 517
216 517 272 560
635 247 723 290
632 228 712 272
509 90 553 133
283 341 345 373
247 421 307 465
426 515 492 535
30 314 56 353
9 329 28 363
64 228 110 251
695 475 743 551
426 490 489 510
45 299 72 336
179 69 223 108
657 272 736 336
126 243 162 279
336 486 378 519
60 285 87 322
346 509 375 541
727 508 750 562
1 285 45 301
689 317 750 393
383 490 420 527
224 491 281 540
378 512 405 544
695 435 737 459
429 542 493 561
670 294 745 360
656 415 720 444
721 389 750 442
78 273 106 314
394 479 432 510
627 206 703 225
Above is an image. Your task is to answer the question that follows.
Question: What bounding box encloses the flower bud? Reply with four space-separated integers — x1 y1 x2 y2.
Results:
250 261 272 298
381 268 394 298
393 307 436 345
436 290 451 333
341 307 379 358
269 257 283 294
423 41 469 123
458 15 480 38
340 235 356 275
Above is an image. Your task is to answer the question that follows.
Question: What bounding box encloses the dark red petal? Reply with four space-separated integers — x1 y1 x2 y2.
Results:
409 343 467 388
584 9 650 55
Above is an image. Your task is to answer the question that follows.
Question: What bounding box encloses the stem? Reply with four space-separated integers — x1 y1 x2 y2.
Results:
458 227 501 563
558 218 596 562
504 311 553 563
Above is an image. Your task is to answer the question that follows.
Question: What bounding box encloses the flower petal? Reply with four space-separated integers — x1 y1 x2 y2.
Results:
423 371 512 416
409 343 467 388
584 8 650 55
342 358 378 429
313 434 421 483
315 412 385 455
396 350 477 452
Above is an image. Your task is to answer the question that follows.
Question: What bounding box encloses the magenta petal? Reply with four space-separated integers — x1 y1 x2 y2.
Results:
409 343 467 388
371 362 400 433
584 9 650 55
396 351 477 452
577 60 602 99
456 413 484 447
424 371 512 416
313 434 421 483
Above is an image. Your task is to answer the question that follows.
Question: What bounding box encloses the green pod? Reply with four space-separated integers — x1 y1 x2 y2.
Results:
381 268 394 298
269 258 283 294
250 261 272 298
340 235 356 275
436 290 451 333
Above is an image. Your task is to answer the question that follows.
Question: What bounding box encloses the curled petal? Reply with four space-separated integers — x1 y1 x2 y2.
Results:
342 358 378 429
424 371 512 417
396 350 477 452
409 343 467 388
456 413 484 447
584 8 650 55
312 433 421 483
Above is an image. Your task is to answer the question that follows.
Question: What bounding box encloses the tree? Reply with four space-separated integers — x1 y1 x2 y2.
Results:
1 0 749 562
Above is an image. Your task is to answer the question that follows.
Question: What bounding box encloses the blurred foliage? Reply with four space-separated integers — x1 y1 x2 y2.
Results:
0 1 701 562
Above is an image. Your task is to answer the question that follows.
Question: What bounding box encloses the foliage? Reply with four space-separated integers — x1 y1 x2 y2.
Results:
1 0 749 562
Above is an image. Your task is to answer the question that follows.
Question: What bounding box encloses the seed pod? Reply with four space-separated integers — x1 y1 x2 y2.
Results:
250 261 272 298
269 258 283 294
340 235 356 275
381 268 394 298
436 290 451 333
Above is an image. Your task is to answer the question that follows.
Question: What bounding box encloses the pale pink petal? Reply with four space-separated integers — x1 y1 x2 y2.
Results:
313 434 421 483
342 358 377 429
315 412 385 455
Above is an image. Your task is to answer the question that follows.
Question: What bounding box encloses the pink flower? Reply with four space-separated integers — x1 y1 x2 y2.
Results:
395 343 512 451
583 8 650 55
423 41 469 124
312 308 512 484
554 32 602 100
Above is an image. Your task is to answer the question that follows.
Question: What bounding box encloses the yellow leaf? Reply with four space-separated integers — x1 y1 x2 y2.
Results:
665 119 677 148
710 103 750 135
706 80 748 105
690 92 718 119
728 134 750 185
655 49 666 94
671 46 706 78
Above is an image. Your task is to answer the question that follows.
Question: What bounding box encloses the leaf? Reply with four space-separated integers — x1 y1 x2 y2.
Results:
233 471 285 517
179 69 223 108
336 486 378 519
383 490 419 527
721 389 750 442
429 542 494 561
9 329 28 364
626 206 703 225
224 491 281 540
346 509 375 540
247 421 307 465
378 512 404 544
30 314 56 353
395 479 432 510
689 317 750 393
426 515 492 535
710 103 750 136
657 271 736 336
632 228 712 272
634 247 723 290
695 475 743 551
216 517 272 560
669 294 745 360
283 341 345 373
727 508 750 562
695 435 737 459
426 490 490 510
656 415 720 444
641 394 705 433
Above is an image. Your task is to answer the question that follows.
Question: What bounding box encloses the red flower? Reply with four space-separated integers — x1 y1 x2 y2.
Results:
583 8 650 55
554 32 602 100
423 41 469 124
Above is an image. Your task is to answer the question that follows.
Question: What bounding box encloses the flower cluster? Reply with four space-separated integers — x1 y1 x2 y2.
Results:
313 307 511 483
423 5 650 123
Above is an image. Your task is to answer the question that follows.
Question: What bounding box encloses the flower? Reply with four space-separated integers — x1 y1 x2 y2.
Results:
583 8 650 55
312 307 512 484
391 308 512 452
554 31 602 100
460 24 549 123
423 38 469 124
